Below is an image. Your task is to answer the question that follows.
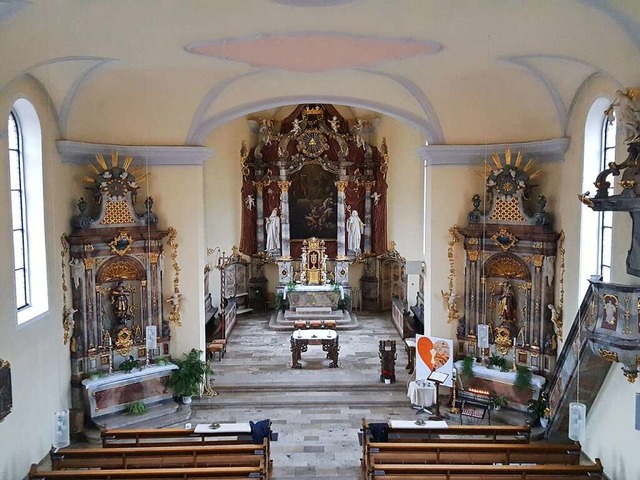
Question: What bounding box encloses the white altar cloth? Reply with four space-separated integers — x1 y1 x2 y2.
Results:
292 329 337 340
389 420 448 429
284 284 344 299
453 360 546 389
407 380 437 408
194 422 251 434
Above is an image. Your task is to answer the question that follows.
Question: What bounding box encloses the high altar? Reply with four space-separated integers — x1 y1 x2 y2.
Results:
237 104 405 315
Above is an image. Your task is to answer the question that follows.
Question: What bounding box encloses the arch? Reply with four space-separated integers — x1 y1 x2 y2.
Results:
485 253 531 281
96 256 148 284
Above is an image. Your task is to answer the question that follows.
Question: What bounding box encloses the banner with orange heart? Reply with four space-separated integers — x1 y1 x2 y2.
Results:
415 334 453 387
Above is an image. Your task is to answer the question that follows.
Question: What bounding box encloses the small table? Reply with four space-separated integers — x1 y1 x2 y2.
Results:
194 422 251 434
290 329 339 368
407 380 437 413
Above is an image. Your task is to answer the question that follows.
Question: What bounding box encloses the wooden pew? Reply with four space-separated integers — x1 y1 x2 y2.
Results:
50 441 268 471
360 419 531 474
369 460 604 479
367 441 582 469
101 427 256 448
29 464 265 479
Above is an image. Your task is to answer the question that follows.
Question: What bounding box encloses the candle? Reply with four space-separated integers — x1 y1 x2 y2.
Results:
513 338 516 347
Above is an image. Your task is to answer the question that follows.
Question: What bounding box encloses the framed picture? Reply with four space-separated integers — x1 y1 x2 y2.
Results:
531 355 539 368
518 351 528 364
100 354 110 366
138 347 147 358
89 357 97 370
0 359 12 422
163 343 169 355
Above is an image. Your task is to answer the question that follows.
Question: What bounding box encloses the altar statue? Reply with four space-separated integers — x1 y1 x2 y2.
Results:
110 281 130 320
266 208 281 252
497 281 516 327
346 210 364 252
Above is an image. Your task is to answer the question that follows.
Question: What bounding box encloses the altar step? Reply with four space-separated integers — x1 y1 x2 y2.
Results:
192 382 409 409
268 310 359 330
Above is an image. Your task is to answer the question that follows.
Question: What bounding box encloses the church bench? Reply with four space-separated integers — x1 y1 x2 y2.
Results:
366 441 582 468
101 426 269 448
360 419 531 475
368 460 604 479
50 442 268 471
29 464 266 479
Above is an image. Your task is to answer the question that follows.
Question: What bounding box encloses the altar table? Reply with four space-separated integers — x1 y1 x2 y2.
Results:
407 380 437 409
290 329 339 368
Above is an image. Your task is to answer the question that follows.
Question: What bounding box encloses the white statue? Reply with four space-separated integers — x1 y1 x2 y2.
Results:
609 89 640 143
69 258 84 289
543 256 556 287
353 119 367 150
329 116 340 133
259 118 273 145
244 194 255 211
292 118 302 136
346 210 364 252
371 191 382 206
166 291 182 308
265 208 281 252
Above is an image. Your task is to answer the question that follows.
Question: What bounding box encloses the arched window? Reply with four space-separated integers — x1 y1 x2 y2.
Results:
8 111 29 309
580 98 615 296
8 99 48 324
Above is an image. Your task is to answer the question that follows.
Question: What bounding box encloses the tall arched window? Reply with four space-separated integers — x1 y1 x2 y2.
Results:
8 111 29 310
8 99 48 324
580 98 615 296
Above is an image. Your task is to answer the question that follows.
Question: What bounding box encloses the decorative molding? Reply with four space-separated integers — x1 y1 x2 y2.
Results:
418 138 570 166
57 141 213 166
188 94 434 145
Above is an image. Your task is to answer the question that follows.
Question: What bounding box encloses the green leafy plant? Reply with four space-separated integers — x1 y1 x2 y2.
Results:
126 400 148 415
527 396 549 423
118 355 140 373
84 370 107 380
489 394 508 410
338 293 351 312
275 292 289 311
167 349 212 398
488 355 508 372
460 356 475 378
153 357 171 366
514 365 533 390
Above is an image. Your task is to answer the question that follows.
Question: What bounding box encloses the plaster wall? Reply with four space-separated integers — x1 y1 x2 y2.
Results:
203 118 253 309
149 166 207 358
0 76 77 480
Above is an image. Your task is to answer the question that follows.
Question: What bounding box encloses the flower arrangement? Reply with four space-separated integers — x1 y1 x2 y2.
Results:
381 370 394 379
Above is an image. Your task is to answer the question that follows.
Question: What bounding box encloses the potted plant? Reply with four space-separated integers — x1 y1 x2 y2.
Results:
381 370 394 384
527 396 550 427
118 355 140 373
487 355 508 372
514 365 533 391
489 394 508 411
167 349 212 404
459 356 475 379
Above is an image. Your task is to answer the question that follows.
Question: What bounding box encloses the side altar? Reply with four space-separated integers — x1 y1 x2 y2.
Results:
63 153 181 426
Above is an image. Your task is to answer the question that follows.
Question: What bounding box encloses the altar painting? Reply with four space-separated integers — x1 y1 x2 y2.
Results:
289 164 337 240
415 335 453 387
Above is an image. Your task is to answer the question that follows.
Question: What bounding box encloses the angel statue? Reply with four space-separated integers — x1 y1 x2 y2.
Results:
548 303 563 341
329 116 340 133
607 89 640 143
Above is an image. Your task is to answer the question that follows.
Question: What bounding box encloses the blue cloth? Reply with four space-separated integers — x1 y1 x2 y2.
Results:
250 419 271 444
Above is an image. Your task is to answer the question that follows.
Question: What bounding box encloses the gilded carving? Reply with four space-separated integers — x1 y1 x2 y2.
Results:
101 200 136 225
623 370 637 383
494 326 512 355
277 180 291 192
532 254 544 268
149 253 159 264
468 238 479 245
109 230 134 256
468 250 479 262
115 327 134 356
599 348 619 363
364 181 375 192
252 181 265 192
577 193 594 208
166 227 182 326
98 261 140 283
491 228 518 251
335 180 348 192
83 258 96 270
486 256 528 279
442 226 460 324
532 241 543 249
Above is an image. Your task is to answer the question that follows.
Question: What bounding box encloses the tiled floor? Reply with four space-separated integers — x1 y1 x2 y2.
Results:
189 311 417 479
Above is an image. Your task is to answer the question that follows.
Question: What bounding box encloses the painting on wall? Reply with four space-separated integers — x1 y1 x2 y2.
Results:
289 164 337 240
0 359 12 422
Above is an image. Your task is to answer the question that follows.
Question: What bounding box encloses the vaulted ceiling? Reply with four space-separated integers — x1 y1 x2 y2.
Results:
1 0 639 145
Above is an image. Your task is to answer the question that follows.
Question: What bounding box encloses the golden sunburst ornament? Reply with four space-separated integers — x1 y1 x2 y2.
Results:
483 149 539 198
83 152 148 201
